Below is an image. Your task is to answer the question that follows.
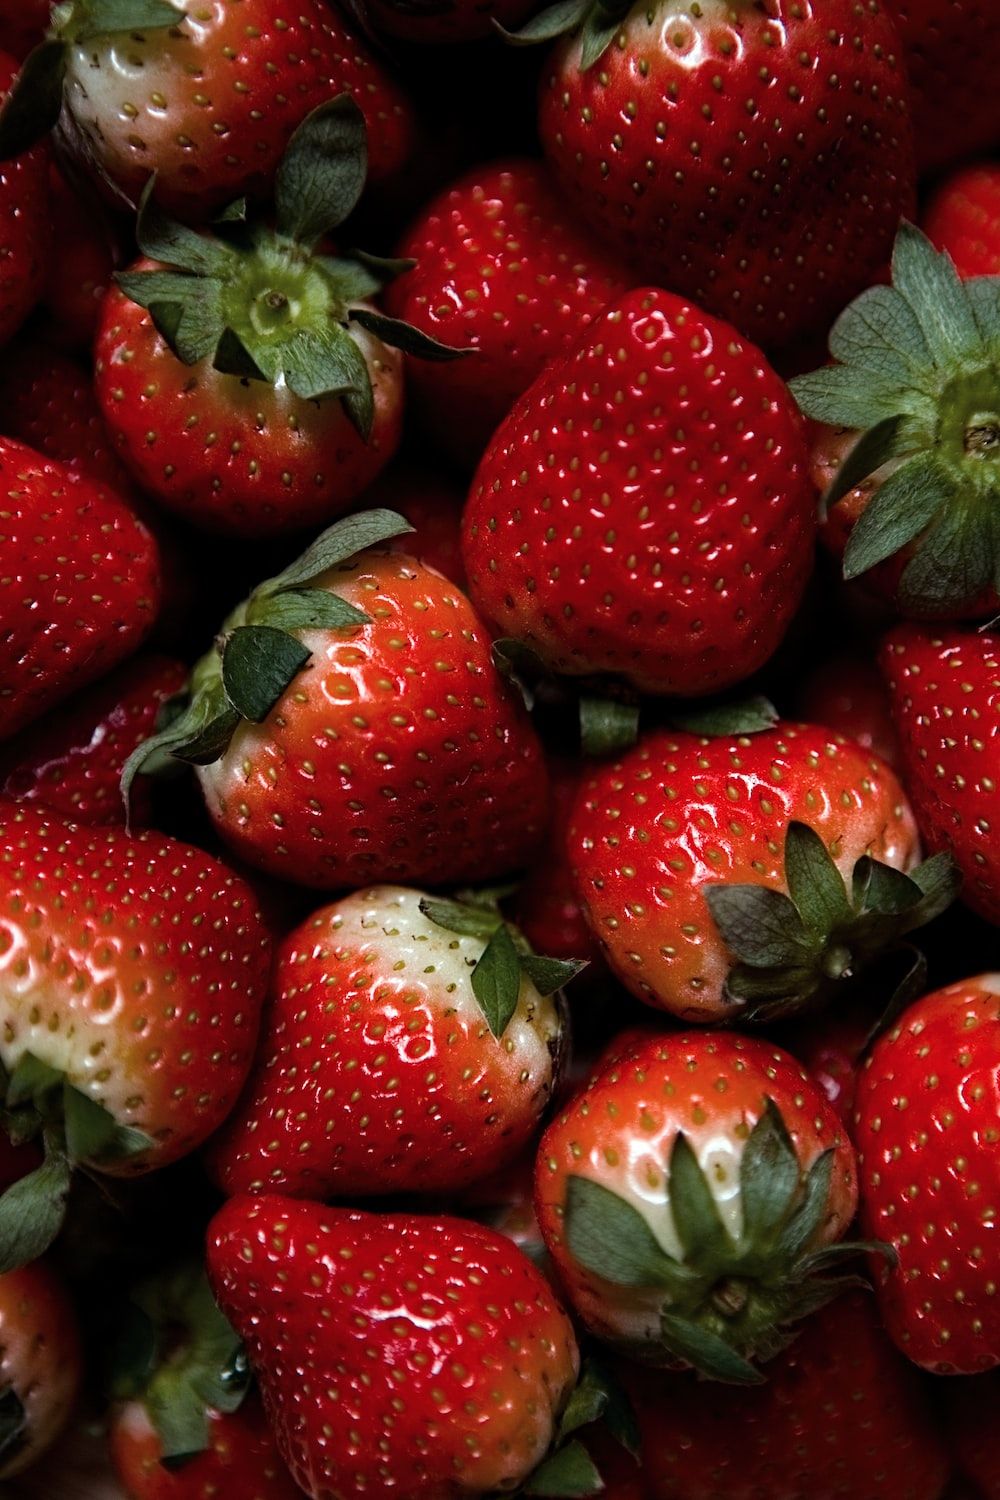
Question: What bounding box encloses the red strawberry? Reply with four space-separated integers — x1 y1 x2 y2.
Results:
855 975 1000 1373
0 1261 82 1480
945 1373 1000 1498
387 158 630 466
0 0 413 221
463 287 816 697
924 163 1000 279
796 655 900 769
888 0 1000 174
566 719 951 1025
207 885 572 1199
529 0 914 350
535 1029 862 1378
880 624 1000 925
783 999 874 1132
207 1195 583 1498
0 800 272 1267
128 511 549 891
0 2 49 62
622 1290 950 1500
94 100 462 538
0 435 160 740
38 168 117 352
516 757 604 969
359 0 534 45
112 1396 302 1500
0 655 186 827
356 459 466 584
0 51 47 349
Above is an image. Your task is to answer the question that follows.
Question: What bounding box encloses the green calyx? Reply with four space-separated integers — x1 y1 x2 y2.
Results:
121 508 414 809
704 821 960 1024
113 97 463 432
111 1263 249 1468
0 1051 153 1273
421 892 587 1039
564 1100 889 1384
790 222 1000 615
517 1357 640 1497
499 0 628 70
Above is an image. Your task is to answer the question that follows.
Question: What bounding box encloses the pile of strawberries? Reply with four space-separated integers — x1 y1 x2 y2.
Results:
0 2 999 1498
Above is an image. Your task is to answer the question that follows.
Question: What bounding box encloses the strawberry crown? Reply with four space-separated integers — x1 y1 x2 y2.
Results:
706 821 960 1024
791 223 1000 615
564 1099 889 1383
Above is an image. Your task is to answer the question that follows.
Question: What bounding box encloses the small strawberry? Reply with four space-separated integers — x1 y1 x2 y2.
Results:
519 0 914 350
207 1195 590 1498
463 287 816 698
95 99 463 538
535 1029 866 1380
127 509 549 891
38 167 117 351
924 163 1000 280
567 717 953 1024
792 224 1000 620
945 1373 1000 1498
880 623 1000 926
796 655 900 770
516 757 605 969
888 0 1000 174
855 975 1000 1373
0 655 187 827
0 0 413 220
0 800 272 1269
387 157 630 466
208 884 576 1199
0 434 160 740
0 50 47 349
0 1261 82 1479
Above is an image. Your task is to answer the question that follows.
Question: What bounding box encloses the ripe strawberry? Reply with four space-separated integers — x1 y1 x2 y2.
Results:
796 656 900 770
0 435 160 740
95 99 462 538
463 287 816 697
516 757 604 969
792 224 1000 619
567 719 954 1024
0 0 413 221
387 158 630 466
356 459 466 584
535 1029 863 1378
528 0 914 350
855 975 1000 1373
208 884 574 1198
0 51 47 349
128 510 549 890
0 655 187 827
621 1290 950 1500
880 623 1000 925
38 168 117 351
782 999 875 1132
945 1373 1000 1498
924 163 1000 279
888 0 1000 174
359 0 534 45
112 1395 301 1500
0 800 272 1267
0 1261 82 1479
207 1195 584 1498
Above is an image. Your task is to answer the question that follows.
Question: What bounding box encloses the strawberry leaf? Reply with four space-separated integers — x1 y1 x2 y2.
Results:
221 627 311 723
349 307 471 361
823 414 907 510
0 1148 71 1273
63 1085 119 1164
564 1176 681 1289
274 95 368 248
892 222 985 367
783 823 853 937
579 696 640 757
659 1314 765 1386
773 1150 835 1263
668 1133 734 1266
828 285 934 383
248 588 370 633
76 0 183 37
419 897 500 941
281 325 372 416
738 1101 802 1249
260 509 414 594
471 922 522 1037
520 954 588 995
897 496 995 613
704 884 812 967
665 695 778 737
496 0 590 44
0 41 67 160
135 181 235 277
841 454 953 578
522 1440 603 1496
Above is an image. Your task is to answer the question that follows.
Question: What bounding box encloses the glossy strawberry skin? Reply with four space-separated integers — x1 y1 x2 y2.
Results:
60 0 413 220
109 1394 302 1500
0 655 187 827
567 723 918 1021
855 976 1000 1373
207 1195 580 1499
387 158 630 466
622 1291 949 1500
196 551 549 890
0 801 272 1173
880 625 1000 925
888 0 1000 173
923 164 1000 278
95 272 404 538
538 0 914 350
0 436 160 740
463 288 816 696
0 1262 82 1480
0 51 48 348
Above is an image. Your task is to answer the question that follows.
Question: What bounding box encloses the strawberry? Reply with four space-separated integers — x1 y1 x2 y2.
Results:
108 1262 301 1500
0 1261 82 1479
0 0 413 221
0 434 160 740
888 0 1000 174
782 1000 874 1134
38 167 117 351
0 51 48 349
127 510 549 891
0 655 187 827
208 884 576 1199
463 287 816 698
945 1373 1000 1498
522 0 914 350
566 717 954 1024
359 0 535 45
535 1028 865 1380
0 800 272 1268
880 623 1000 926
855 974 1000 1373
791 224 1000 620
924 163 1000 279
621 1290 950 1500
516 757 604 969
796 655 900 770
387 158 630 466
207 1195 589 1498
356 459 466 584
95 99 463 538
